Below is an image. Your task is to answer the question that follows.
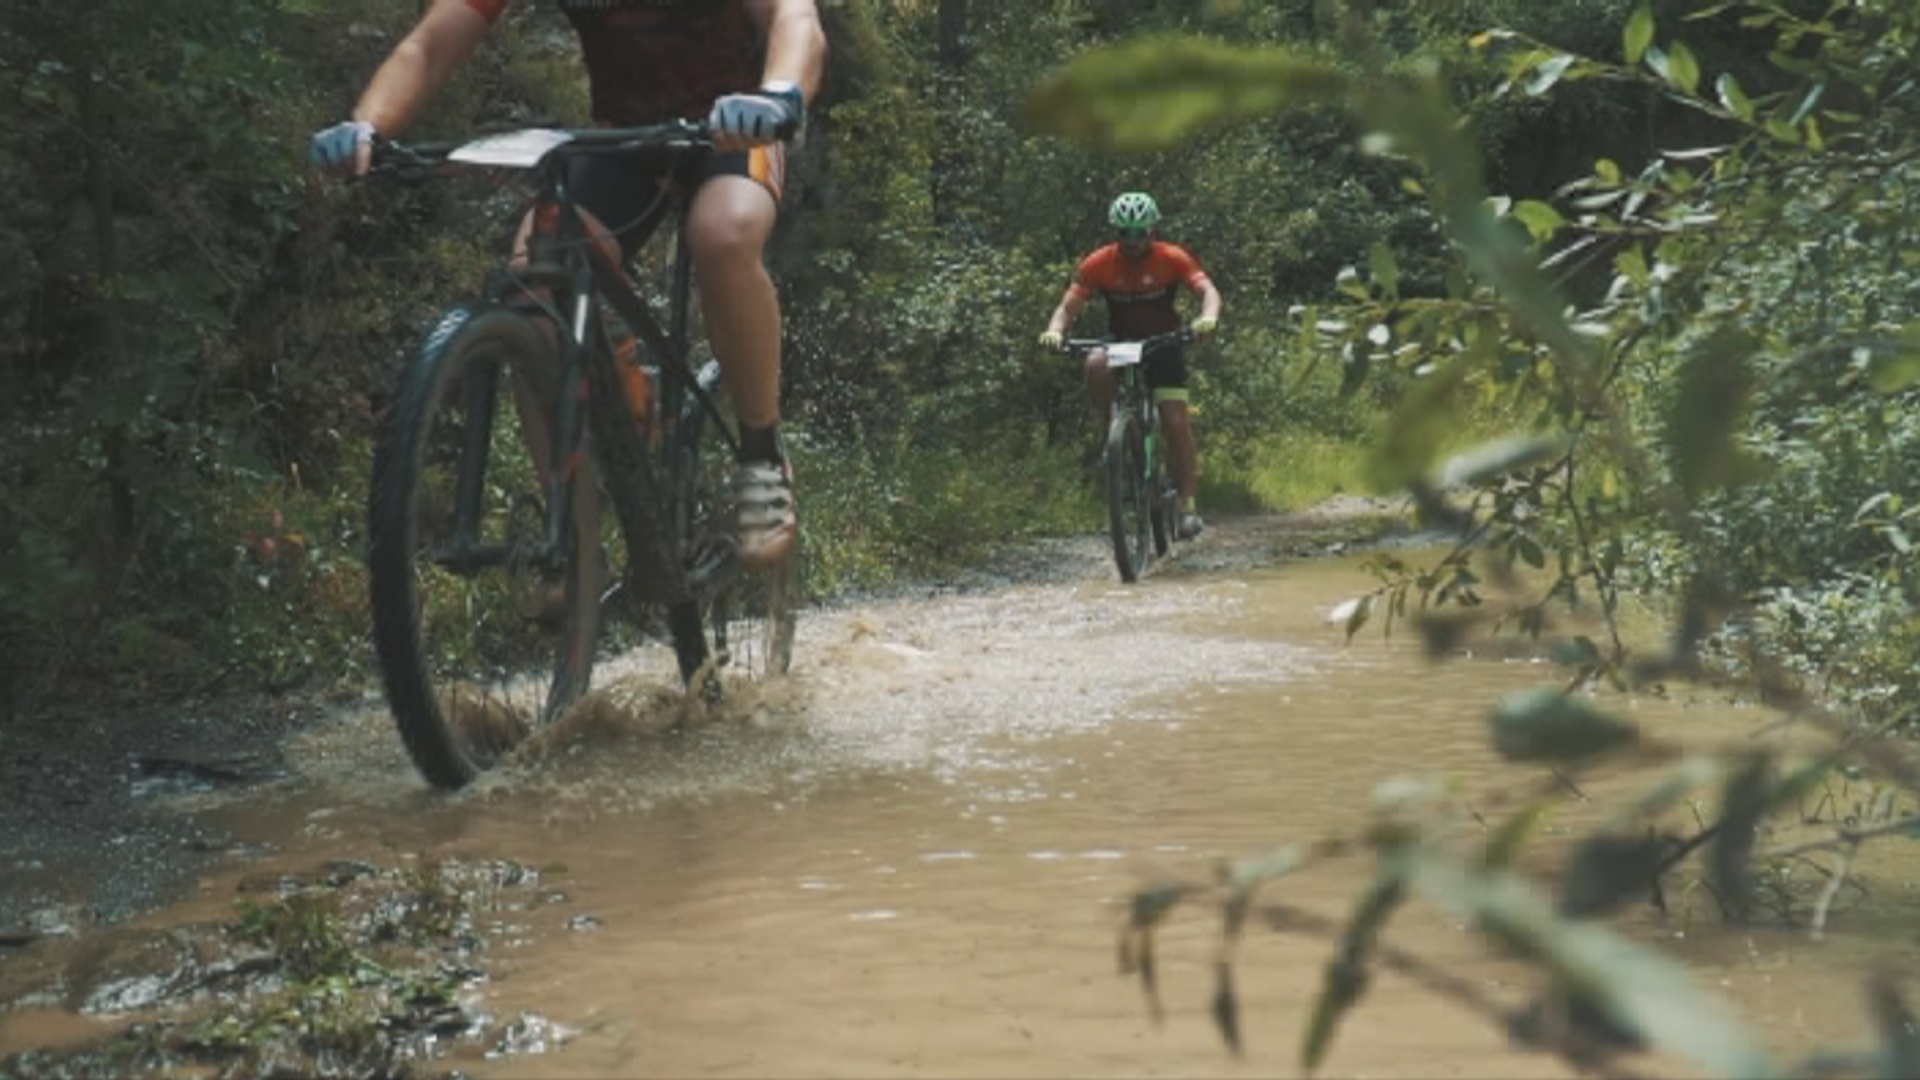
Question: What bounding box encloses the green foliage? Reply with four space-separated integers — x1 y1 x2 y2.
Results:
794 428 1093 597
1032 2 1920 1073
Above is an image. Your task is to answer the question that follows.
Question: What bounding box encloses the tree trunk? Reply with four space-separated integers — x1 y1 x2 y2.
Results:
78 14 137 549
937 0 969 69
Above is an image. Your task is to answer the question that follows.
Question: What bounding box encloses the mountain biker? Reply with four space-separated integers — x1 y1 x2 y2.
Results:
1038 191 1222 541
308 0 826 573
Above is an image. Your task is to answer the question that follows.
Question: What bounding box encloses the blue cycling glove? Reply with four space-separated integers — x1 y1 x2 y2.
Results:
708 83 804 146
310 120 377 176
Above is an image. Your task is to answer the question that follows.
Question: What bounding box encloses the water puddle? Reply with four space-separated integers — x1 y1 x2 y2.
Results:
4 532 1916 1077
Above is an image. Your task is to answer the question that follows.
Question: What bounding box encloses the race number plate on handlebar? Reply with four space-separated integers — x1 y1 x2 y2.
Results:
448 129 576 167
1106 342 1145 369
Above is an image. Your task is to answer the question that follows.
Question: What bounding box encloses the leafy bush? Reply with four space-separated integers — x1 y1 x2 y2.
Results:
1029 1 1920 1073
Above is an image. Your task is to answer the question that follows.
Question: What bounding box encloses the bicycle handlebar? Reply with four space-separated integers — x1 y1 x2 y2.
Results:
367 120 722 173
1058 328 1195 355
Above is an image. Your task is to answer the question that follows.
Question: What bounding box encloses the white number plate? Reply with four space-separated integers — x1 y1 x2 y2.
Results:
448 129 575 167
1106 342 1145 368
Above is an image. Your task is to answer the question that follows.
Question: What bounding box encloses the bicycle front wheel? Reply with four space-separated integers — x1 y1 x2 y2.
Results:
1105 412 1152 583
368 306 601 789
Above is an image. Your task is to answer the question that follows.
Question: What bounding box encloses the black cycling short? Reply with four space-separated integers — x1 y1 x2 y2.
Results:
1139 339 1189 401
566 142 787 261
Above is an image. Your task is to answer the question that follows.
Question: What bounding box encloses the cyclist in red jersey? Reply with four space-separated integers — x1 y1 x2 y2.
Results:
1039 192 1222 540
309 0 826 573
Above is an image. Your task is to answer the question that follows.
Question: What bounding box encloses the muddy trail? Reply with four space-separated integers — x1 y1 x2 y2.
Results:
3 504 1917 1078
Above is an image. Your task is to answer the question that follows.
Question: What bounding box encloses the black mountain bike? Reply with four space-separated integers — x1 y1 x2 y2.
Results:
364 122 798 789
1062 330 1192 583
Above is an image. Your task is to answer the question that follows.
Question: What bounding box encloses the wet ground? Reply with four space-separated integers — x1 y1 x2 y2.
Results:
4 503 1917 1077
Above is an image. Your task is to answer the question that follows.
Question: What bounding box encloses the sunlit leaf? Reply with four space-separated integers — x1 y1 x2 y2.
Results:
1511 199 1566 243
1490 689 1640 764
1328 595 1374 643
1614 245 1650 288
1711 753 1772 923
1715 73 1754 120
1624 4 1655 64
1665 40 1701 95
1525 54 1577 96
1026 36 1348 151
1643 45 1670 83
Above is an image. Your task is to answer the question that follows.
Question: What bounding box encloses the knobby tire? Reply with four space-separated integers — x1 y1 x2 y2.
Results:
368 306 600 789
1105 413 1151 583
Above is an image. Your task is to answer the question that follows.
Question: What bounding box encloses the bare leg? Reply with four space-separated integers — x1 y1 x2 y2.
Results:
502 207 628 599
684 174 781 436
1083 348 1116 430
504 206 628 480
683 173 796 571
1158 398 1198 506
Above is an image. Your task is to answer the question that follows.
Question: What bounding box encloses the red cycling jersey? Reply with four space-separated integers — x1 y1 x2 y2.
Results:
465 0 762 125
1066 241 1212 341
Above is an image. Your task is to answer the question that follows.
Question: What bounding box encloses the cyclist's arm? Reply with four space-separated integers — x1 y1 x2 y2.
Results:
1043 285 1092 338
351 0 497 137
1191 274 1222 323
747 0 828 105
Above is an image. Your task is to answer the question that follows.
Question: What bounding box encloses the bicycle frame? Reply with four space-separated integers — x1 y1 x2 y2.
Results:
376 124 744 672
1103 340 1162 478
1068 331 1189 462
480 131 728 611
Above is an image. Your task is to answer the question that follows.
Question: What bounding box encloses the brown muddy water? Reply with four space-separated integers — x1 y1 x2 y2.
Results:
4 523 1918 1077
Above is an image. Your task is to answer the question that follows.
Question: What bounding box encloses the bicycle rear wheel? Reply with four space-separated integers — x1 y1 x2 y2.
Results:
1104 413 1152 583
671 366 799 693
368 306 601 789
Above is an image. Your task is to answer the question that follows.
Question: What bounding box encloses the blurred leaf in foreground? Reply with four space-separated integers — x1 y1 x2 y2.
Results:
1026 36 1347 151
1302 868 1407 1074
1491 689 1640 764
1711 753 1772 923
1557 832 1669 919
1411 855 1778 1078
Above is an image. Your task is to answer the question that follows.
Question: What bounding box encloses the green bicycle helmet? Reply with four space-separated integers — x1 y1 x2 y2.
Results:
1108 191 1161 229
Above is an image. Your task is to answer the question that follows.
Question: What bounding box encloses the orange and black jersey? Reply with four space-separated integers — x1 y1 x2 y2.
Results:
465 0 762 125
1066 241 1212 340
